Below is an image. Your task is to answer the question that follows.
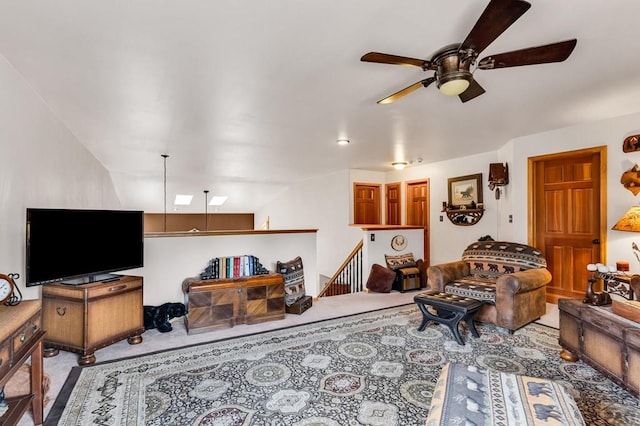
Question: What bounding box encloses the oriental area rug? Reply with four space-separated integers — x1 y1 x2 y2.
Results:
47 305 639 426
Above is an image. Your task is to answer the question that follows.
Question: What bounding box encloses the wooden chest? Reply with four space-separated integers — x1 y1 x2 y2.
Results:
42 275 144 365
182 273 285 334
394 267 421 292
286 295 313 315
558 298 640 396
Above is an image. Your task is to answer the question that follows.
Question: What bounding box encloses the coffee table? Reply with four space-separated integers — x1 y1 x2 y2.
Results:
413 290 484 345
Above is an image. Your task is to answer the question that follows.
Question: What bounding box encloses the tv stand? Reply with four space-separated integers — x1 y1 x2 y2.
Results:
42 275 144 365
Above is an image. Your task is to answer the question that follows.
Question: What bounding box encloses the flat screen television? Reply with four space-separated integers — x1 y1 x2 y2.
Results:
26 208 144 286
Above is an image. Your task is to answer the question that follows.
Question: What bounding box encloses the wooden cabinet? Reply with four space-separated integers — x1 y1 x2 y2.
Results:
42 275 144 365
558 298 639 396
0 300 45 425
182 273 285 334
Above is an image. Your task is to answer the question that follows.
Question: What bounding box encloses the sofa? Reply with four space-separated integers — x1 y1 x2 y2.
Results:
427 241 551 332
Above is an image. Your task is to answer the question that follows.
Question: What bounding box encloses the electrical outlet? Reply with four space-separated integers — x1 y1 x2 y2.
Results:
509 214 513 223
440 215 443 222
370 234 375 242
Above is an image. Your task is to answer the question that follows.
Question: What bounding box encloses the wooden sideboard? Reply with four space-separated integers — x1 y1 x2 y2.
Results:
558 298 640 396
182 273 285 334
42 275 144 365
0 300 45 425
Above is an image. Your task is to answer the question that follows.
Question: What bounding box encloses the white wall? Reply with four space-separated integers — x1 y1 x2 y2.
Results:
0 55 121 301
255 170 362 278
504 111 640 273
386 151 500 265
361 228 424 283
123 231 318 305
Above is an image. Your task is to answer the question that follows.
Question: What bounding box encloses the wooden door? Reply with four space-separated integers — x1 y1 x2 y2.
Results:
353 183 381 224
529 147 606 303
406 179 430 266
386 183 401 225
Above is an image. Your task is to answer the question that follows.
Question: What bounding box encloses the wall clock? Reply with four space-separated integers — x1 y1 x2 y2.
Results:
391 235 407 251
0 274 16 304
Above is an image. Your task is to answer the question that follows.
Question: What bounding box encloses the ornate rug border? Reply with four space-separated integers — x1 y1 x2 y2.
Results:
44 303 416 425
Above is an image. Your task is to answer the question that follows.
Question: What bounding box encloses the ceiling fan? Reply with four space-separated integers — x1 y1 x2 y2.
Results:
361 0 577 104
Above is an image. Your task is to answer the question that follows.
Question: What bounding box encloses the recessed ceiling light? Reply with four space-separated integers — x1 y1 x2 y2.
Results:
174 194 193 205
209 196 228 206
392 161 408 170
337 139 350 145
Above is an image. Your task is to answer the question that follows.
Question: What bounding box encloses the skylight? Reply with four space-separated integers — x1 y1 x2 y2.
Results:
174 194 193 205
209 196 228 206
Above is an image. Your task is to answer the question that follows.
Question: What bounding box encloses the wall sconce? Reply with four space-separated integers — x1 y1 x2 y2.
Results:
488 162 509 199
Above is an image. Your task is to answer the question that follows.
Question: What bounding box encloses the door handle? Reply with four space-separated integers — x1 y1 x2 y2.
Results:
592 239 600 244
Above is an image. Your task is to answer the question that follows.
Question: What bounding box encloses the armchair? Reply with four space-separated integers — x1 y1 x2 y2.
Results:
427 241 551 332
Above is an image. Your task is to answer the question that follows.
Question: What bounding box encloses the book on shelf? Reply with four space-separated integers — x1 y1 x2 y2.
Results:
199 254 268 280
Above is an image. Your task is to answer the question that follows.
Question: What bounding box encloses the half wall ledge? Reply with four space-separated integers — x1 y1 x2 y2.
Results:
145 229 318 238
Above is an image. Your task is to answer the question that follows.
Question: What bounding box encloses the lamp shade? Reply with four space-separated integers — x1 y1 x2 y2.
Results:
612 206 640 232
439 79 470 96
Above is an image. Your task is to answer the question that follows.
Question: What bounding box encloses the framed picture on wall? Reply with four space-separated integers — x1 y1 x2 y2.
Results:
448 173 483 207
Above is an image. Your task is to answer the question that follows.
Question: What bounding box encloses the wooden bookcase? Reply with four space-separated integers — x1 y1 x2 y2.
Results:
42 275 144 365
0 300 45 426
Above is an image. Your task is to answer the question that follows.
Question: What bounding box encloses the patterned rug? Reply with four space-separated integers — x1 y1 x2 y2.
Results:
47 305 639 425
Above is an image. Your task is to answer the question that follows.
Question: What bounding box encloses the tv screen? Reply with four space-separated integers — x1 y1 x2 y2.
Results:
26 208 144 286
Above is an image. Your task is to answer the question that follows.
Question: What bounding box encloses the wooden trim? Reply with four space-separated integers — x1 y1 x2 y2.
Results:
527 145 607 263
354 225 424 231
145 229 318 238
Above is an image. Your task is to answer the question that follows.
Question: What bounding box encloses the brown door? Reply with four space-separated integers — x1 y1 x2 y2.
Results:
530 147 606 303
406 179 430 266
354 183 381 224
386 183 401 225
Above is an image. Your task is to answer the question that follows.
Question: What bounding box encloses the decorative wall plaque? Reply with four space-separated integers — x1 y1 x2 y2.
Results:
621 164 640 195
623 134 640 153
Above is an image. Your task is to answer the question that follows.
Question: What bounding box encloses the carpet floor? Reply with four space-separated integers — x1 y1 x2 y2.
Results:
45 303 638 425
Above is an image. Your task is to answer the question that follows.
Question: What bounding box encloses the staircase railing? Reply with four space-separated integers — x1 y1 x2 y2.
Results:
318 239 363 298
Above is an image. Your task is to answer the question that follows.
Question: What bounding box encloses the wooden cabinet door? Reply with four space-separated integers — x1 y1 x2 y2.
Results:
354 183 381 224
530 148 605 303
386 183 401 225
406 179 430 266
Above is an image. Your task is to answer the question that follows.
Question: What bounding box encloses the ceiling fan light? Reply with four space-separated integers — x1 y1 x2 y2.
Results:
439 78 470 96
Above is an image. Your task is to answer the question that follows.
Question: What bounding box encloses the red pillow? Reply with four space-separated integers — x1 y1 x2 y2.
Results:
366 264 396 293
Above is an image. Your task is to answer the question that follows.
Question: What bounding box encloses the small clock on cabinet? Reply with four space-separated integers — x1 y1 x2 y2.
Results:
0 274 16 304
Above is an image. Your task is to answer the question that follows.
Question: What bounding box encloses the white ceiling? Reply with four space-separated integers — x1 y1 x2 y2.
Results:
2 0 640 213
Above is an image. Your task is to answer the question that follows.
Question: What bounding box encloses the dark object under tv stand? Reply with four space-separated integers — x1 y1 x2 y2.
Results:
42 275 144 365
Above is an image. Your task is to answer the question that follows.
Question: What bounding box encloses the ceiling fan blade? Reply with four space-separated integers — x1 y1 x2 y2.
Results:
458 79 486 103
361 52 428 68
377 78 436 104
460 0 531 55
477 39 577 69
